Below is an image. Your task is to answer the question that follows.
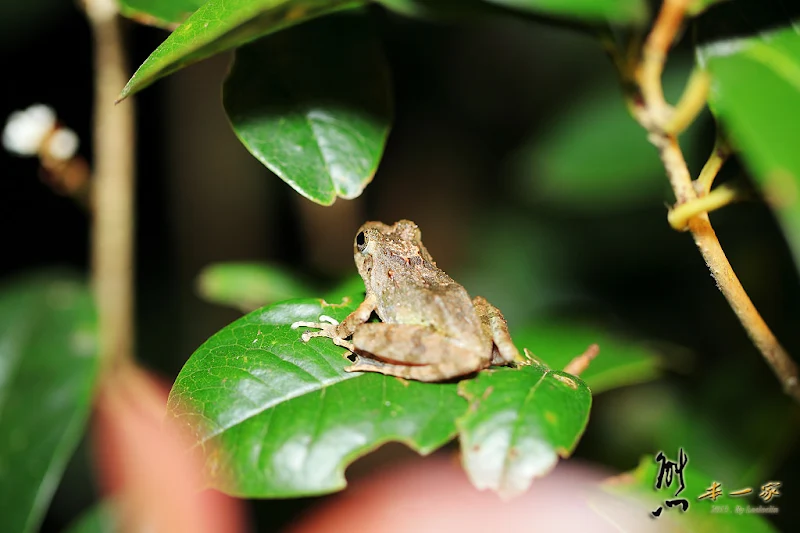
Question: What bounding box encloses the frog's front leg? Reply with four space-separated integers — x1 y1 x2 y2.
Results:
473 296 527 365
348 323 488 382
291 294 377 352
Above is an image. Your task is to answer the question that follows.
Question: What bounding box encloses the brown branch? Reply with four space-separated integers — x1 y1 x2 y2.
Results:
624 0 800 400
84 0 136 371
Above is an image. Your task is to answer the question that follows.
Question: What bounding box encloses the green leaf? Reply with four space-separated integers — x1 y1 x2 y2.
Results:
700 27 800 271
118 0 205 28
64 501 117 533
223 14 392 204
323 275 365 303
457 363 592 498
604 456 779 532
119 0 367 101
593 386 790 489
481 0 647 24
0 273 99 533
196 262 315 312
167 296 466 497
513 323 662 394
512 61 706 211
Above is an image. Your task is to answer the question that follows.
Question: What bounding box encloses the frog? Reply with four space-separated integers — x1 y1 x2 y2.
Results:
291 220 527 382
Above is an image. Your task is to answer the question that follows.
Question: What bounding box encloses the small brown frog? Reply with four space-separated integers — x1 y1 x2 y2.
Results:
292 220 527 382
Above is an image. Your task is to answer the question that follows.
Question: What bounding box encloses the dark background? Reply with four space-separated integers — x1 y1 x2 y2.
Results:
2 1 798 530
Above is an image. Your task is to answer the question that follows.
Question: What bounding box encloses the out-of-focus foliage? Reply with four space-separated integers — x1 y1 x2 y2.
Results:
0 273 98 533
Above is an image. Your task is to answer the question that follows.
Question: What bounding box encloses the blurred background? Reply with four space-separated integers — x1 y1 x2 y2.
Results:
1 1 798 530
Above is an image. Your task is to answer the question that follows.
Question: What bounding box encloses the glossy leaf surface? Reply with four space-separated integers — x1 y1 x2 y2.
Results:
223 15 392 204
120 0 366 100
167 296 466 497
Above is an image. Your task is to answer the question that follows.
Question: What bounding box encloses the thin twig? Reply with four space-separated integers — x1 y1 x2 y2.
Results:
84 0 136 371
624 0 800 400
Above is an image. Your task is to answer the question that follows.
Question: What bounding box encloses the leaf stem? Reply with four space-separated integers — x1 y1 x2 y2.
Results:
665 68 711 135
695 134 732 194
621 0 800 401
83 0 136 371
667 183 741 230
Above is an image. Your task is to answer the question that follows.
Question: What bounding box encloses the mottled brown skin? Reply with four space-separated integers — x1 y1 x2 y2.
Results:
293 220 525 382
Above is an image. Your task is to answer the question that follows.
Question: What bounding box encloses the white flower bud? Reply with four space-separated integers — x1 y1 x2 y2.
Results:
2 104 57 156
45 128 80 160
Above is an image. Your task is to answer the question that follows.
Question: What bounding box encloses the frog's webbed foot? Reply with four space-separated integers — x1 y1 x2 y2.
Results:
290 315 355 351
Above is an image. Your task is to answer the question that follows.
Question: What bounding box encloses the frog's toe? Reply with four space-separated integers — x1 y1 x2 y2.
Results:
291 320 320 330
345 356 388 373
301 329 329 341
318 314 339 325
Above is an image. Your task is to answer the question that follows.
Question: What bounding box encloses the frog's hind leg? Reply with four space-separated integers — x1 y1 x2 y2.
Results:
345 356 472 383
473 296 526 365
347 322 488 381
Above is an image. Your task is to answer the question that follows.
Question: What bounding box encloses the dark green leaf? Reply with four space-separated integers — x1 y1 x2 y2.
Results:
513 322 662 394
593 385 791 489
63 501 117 533
223 15 392 204
376 0 510 19
196 262 315 312
323 275 365 303
457 363 591 498
512 61 706 211
0 273 99 533
603 456 779 532
482 0 647 24
700 27 800 271
119 0 367 101
167 296 466 497
118 0 205 28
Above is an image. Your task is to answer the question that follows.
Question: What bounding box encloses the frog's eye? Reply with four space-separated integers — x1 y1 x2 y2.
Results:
356 231 367 252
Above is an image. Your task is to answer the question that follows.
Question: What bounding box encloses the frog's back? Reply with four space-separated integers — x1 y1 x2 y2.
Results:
369 257 484 342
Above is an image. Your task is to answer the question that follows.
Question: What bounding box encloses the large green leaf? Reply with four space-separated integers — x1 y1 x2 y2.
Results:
223 15 392 205
118 0 206 28
119 0 367 101
197 262 316 312
602 456 778 532
700 27 800 271
167 296 467 497
0 273 99 533
457 363 592 498
513 323 661 394
481 0 647 24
